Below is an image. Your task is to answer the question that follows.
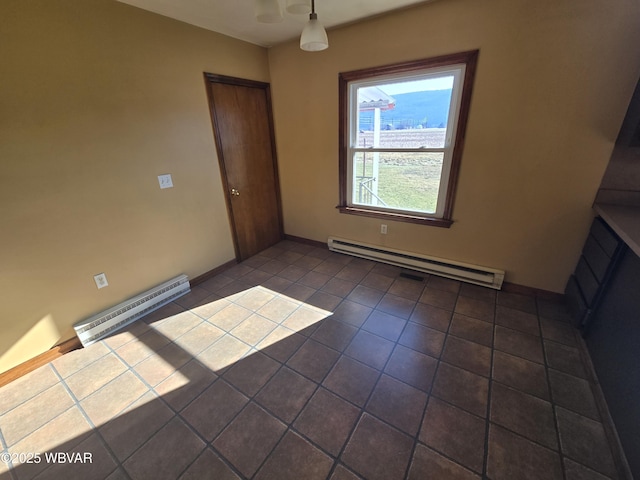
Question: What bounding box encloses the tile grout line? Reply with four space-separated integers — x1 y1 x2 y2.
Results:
492 323 549 365
348 282 422 477
101 341 214 475
200 315 315 479
49 362 133 480
314 267 417 479
330 313 412 479
196 379 266 480
0 363 54 424
218 365 304 478
180 264 322 452
322 278 509 477
0 421 17 478
241 265 385 479
0 385 84 456
248 405 313 479
481 293 497 480
405 284 500 477
536 297 569 480
402 284 460 480
0 362 98 419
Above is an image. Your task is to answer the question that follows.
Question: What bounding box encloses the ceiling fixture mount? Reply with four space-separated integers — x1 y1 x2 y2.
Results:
255 0 328 52
286 0 310 14
255 0 283 23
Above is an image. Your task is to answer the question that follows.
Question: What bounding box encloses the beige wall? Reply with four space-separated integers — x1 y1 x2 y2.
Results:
268 0 640 293
3 0 640 373
0 0 270 372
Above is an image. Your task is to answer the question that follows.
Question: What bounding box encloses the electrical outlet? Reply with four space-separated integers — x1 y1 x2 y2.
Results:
381 224 388 234
158 174 173 189
94 273 108 289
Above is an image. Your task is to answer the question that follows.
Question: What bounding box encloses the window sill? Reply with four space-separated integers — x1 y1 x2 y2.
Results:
336 205 453 228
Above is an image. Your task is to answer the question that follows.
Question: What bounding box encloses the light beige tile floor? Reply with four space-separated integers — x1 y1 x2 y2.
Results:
0 240 625 479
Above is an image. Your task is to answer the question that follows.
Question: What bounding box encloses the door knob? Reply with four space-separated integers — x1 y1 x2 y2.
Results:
230 188 240 196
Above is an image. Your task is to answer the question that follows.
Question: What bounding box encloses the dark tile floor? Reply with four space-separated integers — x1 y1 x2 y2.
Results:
0 240 624 479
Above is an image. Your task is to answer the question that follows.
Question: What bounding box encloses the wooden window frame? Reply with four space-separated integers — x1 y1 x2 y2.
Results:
337 50 479 228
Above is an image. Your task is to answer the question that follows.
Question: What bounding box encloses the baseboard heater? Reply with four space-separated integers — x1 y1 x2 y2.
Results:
328 237 505 290
74 275 191 347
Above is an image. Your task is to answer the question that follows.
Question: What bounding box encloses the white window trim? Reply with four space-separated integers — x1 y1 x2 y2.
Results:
337 50 479 228
346 65 466 218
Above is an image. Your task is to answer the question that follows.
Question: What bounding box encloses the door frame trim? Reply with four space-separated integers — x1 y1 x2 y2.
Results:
204 73 284 261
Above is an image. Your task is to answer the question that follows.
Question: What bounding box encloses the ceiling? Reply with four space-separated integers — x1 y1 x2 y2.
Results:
117 0 433 47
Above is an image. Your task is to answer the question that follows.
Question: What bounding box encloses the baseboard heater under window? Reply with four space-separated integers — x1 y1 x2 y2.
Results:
328 237 505 290
74 275 191 347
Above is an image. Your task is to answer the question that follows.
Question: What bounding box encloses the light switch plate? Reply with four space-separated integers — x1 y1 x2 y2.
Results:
94 273 108 289
158 174 173 189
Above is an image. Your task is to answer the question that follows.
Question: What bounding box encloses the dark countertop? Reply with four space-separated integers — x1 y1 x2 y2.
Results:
594 203 640 257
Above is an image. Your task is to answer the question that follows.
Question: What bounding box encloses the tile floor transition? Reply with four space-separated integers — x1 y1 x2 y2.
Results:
0 240 624 480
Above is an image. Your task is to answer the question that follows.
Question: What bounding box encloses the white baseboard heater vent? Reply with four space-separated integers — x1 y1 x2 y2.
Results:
74 275 190 347
328 237 505 290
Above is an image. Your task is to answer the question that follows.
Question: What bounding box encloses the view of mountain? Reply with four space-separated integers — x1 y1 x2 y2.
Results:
359 89 453 130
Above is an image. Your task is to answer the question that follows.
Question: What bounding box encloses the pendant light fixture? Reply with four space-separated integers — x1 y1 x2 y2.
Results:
255 0 328 52
255 0 283 23
300 0 328 51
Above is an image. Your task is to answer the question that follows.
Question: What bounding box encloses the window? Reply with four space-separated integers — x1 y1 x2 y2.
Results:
338 50 478 227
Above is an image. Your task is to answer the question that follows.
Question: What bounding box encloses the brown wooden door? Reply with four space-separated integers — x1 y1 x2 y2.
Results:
205 74 283 261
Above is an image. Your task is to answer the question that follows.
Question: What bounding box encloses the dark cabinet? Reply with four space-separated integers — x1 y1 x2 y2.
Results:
565 217 624 332
565 214 640 477
585 247 640 478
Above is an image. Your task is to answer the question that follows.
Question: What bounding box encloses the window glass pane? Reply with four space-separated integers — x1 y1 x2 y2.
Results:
352 151 444 214
356 76 454 149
